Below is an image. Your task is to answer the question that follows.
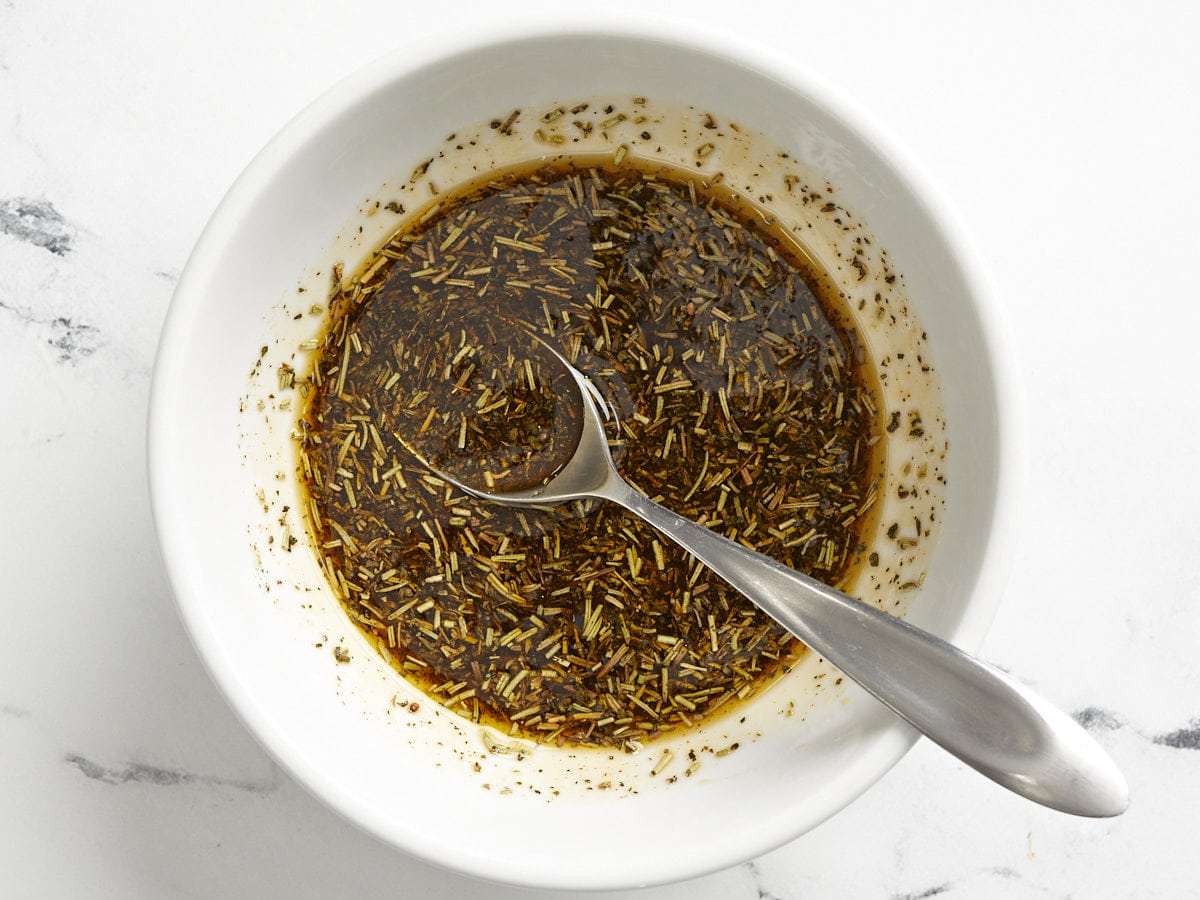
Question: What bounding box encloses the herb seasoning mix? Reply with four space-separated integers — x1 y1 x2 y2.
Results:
296 158 883 749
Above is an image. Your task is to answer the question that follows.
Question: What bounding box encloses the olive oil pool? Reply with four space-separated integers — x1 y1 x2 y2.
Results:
296 157 884 749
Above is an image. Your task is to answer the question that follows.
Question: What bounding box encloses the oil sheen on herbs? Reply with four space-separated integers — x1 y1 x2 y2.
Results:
296 158 883 749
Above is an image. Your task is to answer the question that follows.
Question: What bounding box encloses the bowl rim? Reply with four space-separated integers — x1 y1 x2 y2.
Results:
148 11 1025 889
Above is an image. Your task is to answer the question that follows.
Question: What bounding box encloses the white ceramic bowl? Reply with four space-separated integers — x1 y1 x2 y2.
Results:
149 17 1021 890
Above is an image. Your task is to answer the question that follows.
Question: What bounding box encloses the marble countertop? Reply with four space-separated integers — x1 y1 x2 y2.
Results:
2 1 1197 896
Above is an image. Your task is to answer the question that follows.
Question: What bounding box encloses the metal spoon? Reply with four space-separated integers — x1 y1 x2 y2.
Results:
432 346 1129 817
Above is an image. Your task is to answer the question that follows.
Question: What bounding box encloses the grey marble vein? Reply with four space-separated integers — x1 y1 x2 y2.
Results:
1075 705 1200 750
46 314 100 363
0 197 74 255
64 752 283 794
890 884 951 900
0 299 101 363
892 867 1025 900
743 861 785 900
1073 706 1123 732
1154 720 1200 750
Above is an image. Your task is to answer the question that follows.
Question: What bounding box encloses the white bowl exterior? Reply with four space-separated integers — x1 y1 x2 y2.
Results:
149 18 1021 890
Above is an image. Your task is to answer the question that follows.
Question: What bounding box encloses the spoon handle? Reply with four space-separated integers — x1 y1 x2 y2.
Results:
606 482 1129 817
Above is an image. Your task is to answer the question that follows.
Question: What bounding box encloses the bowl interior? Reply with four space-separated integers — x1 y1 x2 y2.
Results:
149 23 1017 890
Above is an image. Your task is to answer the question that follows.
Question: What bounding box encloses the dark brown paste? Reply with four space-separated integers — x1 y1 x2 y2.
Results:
296 158 883 748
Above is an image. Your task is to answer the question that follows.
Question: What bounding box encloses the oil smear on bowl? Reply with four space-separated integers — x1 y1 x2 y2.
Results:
237 96 946 801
